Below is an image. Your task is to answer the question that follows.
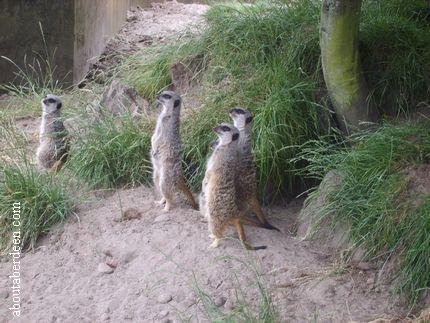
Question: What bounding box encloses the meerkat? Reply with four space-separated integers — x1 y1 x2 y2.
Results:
36 94 69 171
151 90 197 212
229 108 280 231
204 123 266 250
199 139 219 219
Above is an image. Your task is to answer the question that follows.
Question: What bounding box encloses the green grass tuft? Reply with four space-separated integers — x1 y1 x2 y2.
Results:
0 120 73 251
298 121 430 306
0 164 73 251
120 0 430 198
69 114 153 188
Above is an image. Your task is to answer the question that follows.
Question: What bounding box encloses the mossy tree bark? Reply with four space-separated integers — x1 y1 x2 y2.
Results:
320 0 378 133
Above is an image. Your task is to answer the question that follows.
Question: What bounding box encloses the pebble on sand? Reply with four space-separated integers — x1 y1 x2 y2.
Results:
157 293 173 304
97 262 115 274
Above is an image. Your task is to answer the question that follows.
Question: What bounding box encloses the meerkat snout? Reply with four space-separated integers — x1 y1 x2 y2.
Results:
156 90 181 113
213 123 240 145
41 94 62 114
229 108 253 130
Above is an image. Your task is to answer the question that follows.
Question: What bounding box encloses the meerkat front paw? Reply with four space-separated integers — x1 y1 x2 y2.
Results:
209 238 220 249
162 203 171 212
155 198 166 206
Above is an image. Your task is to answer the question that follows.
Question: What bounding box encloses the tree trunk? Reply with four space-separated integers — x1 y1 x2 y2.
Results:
320 0 378 133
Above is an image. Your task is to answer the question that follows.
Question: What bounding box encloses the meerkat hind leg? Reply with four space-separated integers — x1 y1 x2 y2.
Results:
250 197 281 232
233 219 267 251
179 179 198 210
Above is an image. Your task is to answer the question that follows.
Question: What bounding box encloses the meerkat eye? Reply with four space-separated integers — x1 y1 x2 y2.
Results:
162 94 172 99
220 125 230 132
57 102 62 109
236 109 245 114
48 98 56 104
246 116 253 124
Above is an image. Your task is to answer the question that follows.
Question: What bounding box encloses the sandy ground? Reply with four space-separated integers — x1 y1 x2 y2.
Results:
0 186 406 322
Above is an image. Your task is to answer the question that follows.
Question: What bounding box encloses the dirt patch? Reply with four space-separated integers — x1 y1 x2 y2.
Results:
403 164 430 208
88 1 208 81
0 186 410 322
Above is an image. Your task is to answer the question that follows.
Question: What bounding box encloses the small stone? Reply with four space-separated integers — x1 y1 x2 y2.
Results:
214 296 227 307
158 310 169 319
97 262 114 274
0 290 9 299
157 293 173 304
122 208 142 221
356 262 372 271
121 251 137 264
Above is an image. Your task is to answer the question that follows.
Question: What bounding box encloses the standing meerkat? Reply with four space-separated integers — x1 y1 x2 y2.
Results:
199 139 219 219
151 90 197 212
229 108 279 231
36 94 69 171
204 123 266 250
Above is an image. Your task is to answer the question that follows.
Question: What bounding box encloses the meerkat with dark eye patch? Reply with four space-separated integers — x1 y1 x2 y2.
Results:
36 94 69 171
229 108 280 231
151 90 197 212
204 123 267 250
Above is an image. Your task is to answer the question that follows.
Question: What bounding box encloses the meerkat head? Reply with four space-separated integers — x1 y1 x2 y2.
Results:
212 123 239 146
41 94 62 115
229 107 253 131
156 90 181 115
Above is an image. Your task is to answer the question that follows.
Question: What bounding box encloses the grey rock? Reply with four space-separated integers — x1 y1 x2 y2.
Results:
214 296 227 307
97 262 114 274
157 293 173 304
100 80 148 117
0 290 9 299
356 261 372 271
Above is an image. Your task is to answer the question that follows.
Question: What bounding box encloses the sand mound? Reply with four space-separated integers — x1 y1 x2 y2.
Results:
0 185 407 322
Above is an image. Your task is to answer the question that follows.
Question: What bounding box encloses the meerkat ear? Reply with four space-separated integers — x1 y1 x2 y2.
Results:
57 102 62 110
246 116 253 124
174 99 180 108
232 133 239 141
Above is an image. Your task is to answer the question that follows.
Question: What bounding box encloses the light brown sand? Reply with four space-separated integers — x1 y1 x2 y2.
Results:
0 185 405 322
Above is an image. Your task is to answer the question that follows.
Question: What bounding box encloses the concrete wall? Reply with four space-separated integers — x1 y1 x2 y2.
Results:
73 0 129 83
0 0 75 85
0 0 135 87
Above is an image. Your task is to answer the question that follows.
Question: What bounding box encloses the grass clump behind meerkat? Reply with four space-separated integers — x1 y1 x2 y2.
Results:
0 121 73 251
297 121 430 306
69 114 153 189
122 0 430 198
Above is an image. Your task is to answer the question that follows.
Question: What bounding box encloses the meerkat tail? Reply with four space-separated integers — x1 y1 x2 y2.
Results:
179 179 198 210
233 219 267 251
250 197 281 232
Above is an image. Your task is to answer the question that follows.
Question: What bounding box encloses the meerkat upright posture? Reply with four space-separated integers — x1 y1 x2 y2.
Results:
36 94 69 171
151 90 197 212
199 139 219 219
204 123 266 250
230 108 279 231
